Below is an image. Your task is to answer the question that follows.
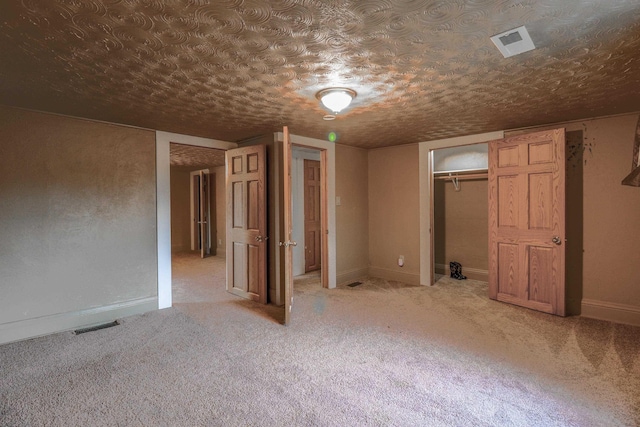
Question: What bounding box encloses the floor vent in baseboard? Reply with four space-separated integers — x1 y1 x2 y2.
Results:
74 320 120 335
347 281 362 287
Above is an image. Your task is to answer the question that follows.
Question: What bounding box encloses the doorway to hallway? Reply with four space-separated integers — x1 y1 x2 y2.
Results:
169 143 227 304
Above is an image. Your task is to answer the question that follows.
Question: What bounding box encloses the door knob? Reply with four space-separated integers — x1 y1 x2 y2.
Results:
256 235 268 242
552 236 562 245
279 241 297 247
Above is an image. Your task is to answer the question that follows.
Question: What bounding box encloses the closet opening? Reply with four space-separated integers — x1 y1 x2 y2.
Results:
431 143 489 285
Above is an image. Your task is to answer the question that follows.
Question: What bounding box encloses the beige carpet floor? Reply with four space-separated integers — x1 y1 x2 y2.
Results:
1 252 639 426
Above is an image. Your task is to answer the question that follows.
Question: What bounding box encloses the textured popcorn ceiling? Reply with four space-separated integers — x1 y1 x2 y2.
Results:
1 0 639 149
170 143 225 168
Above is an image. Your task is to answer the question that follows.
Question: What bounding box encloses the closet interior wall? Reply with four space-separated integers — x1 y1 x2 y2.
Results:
433 176 489 281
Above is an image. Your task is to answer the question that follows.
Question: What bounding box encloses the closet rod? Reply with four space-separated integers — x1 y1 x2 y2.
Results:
434 172 488 181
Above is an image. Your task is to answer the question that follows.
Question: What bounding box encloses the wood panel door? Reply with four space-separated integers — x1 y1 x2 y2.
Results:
488 128 566 316
282 127 295 325
304 159 321 272
226 145 267 303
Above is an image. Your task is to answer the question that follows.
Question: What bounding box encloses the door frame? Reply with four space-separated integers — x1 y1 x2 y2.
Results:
283 130 331 325
291 148 322 276
294 149 326 280
279 132 336 290
418 131 504 285
156 131 237 309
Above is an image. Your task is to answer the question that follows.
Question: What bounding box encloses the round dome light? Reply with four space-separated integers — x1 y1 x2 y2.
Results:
316 88 356 113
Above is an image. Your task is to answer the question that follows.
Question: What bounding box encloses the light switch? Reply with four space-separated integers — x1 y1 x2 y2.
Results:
336 196 341 206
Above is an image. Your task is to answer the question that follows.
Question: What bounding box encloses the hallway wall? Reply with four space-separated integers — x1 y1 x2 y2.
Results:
170 168 191 252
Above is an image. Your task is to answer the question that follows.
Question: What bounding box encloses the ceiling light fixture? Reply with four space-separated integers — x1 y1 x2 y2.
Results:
316 88 356 113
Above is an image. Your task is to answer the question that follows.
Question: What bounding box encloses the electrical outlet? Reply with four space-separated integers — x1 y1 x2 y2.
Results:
218 239 222 246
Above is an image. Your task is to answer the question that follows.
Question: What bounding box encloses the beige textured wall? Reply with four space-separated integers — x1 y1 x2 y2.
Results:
506 113 640 322
335 144 369 283
170 168 191 252
433 179 488 279
368 144 420 284
581 114 640 308
0 106 157 327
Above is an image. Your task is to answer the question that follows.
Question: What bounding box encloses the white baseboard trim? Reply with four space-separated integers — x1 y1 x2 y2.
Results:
581 299 640 326
435 263 488 281
337 268 369 286
368 267 420 286
0 297 158 345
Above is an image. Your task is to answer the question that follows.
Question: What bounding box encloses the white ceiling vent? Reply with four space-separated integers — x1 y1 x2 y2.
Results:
490 25 535 58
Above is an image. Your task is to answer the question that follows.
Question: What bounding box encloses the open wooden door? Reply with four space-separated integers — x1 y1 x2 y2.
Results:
193 171 216 257
208 172 217 257
488 128 566 315
226 145 267 303
304 159 321 272
199 171 210 258
281 126 295 325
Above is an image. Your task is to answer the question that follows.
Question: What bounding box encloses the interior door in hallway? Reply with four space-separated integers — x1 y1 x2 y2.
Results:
226 145 267 303
304 159 321 272
282 126 295 325
199 171 214 258
488 128 566 315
